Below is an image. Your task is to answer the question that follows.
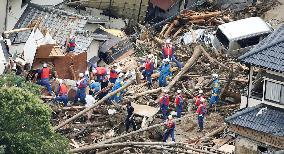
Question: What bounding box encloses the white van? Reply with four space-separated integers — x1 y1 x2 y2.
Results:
212 17 273 57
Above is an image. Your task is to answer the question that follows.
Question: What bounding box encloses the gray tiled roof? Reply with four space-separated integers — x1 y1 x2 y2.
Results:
225 104 284 137
10 3 92 51
238 25 284 73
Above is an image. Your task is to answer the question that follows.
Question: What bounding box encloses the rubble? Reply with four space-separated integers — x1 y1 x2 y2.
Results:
1 0 283 153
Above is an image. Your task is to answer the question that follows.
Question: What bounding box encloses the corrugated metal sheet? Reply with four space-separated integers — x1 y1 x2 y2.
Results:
225 104 284 137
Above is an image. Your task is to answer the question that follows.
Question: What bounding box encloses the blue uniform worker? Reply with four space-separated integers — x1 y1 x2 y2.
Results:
89 80 101 96
162 39 183 68
55 79 68 106
159 90 170 120
209 74 221 108
175 90 183 118
163 115 175 142
111 73 125 103
196 98 206 132
36 63 52 95
125 102 137 132
143 55 155 89
158 59 172 87
74 73 88 104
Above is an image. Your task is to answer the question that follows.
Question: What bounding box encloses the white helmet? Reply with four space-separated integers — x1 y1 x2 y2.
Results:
92 69 97 74
163 58 170 63
200 98 205 103
168 114 173 119
113 63 118 67
43 63 47 68
85 70 89 76
212 74 218 79
177 90 182 93
163 88 168 93
79 73 84 78
58 79 63 84
199 90 203 94
91 80 95 83
165 38 171 44
119 73 124 78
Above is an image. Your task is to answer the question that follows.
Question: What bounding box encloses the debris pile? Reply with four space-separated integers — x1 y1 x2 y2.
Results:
0 0 282 153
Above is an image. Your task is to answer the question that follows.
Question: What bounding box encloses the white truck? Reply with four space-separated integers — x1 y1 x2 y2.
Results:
212 17 273 57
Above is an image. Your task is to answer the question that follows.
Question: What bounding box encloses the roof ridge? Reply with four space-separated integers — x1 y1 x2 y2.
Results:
239 25 284 60
225 104 263 122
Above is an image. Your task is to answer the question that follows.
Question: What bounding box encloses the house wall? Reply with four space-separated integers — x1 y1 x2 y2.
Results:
87 0 149 22
235 136 258 154
241 67 284 109
0 0 8 33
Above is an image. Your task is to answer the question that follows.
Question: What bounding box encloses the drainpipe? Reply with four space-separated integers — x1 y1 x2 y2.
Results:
4 0 9 31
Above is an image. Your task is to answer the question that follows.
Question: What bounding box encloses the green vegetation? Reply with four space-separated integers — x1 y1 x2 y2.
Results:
0 74 69 154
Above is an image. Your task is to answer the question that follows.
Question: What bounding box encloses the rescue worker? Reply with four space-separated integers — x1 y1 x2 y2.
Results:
160 89 170 120
36 63 53 95
209 74 221 109
55 79 68 106
109 63 119 83
74 73 88 104
111 73 125 103
158 58 172 87
92 66 108 82
196 98 206 132
143 54 155 89
125 101 137 132
96 76 109 100
194 90 206 108
175 90 183 118
162 39 183 68
67 35 76 52
89 80 101 96
163 115 175 142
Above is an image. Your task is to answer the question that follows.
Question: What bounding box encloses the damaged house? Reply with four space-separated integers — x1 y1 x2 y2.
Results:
225 25 284 153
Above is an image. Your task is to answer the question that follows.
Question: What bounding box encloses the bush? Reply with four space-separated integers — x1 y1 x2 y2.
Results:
0 74 69 154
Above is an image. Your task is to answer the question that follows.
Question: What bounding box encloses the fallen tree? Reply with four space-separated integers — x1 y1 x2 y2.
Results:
53 79 135 130
71 141 221 153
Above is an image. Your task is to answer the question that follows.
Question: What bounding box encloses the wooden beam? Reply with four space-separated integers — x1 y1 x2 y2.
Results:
3 28 33 34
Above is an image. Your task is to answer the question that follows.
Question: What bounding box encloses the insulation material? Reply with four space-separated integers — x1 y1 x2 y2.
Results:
23 30 37 65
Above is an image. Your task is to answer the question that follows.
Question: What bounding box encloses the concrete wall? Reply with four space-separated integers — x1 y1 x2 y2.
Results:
235 136 258 154
0 0 8 33
87 0 149 22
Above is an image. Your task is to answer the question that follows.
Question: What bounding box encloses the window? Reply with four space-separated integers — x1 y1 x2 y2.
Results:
216 28 229 49
265 81 284 104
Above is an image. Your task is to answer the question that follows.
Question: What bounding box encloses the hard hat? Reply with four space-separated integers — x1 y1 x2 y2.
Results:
43 63 47 68
200 98 205 103
92 69 97 74
212 73 218 78
12 63 16 70
91 80 95 83
58 79 63 84
177 90 182 93
168 114 173 119
165 38 171 44
199 90 203 94
113 63 118 67
79 73 84 78
119 73 124 78
163 88 168 93
85 70 89 76
163 58 170 63
70 35 75 39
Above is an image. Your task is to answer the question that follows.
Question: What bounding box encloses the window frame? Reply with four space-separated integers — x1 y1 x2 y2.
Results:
264 79 284 104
